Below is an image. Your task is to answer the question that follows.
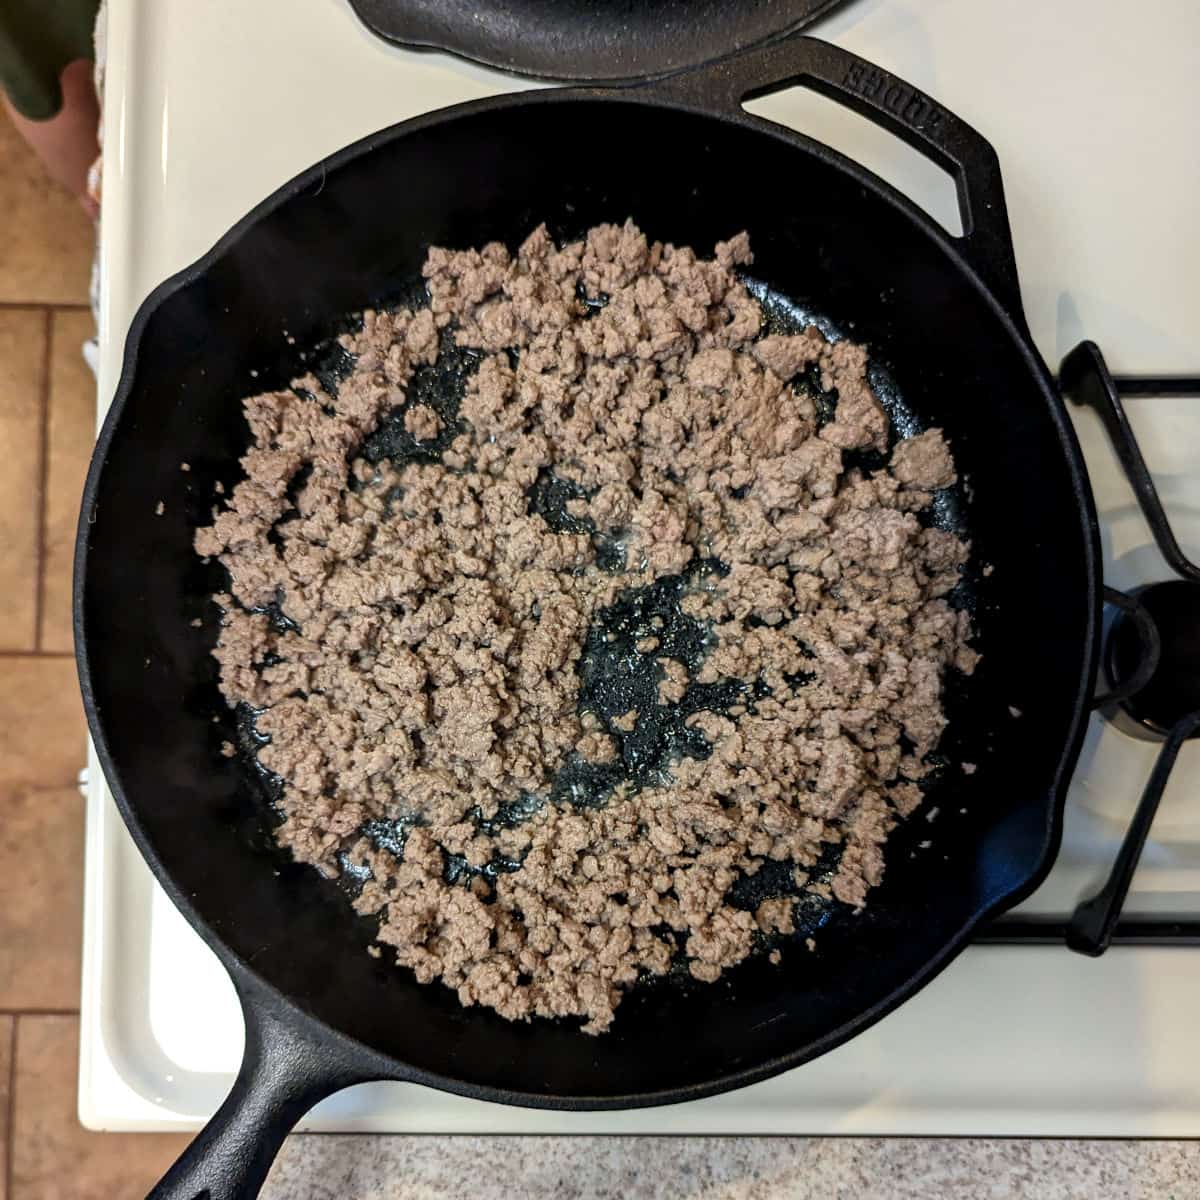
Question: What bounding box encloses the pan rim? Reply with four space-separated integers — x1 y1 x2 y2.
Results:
73 83 1102 1107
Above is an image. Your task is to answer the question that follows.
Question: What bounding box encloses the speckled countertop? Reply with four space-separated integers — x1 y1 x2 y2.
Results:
260 1136 1199 1199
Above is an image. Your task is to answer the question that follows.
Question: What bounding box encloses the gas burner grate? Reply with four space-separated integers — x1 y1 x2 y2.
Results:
983 341 1200 952
1108 579 1200 736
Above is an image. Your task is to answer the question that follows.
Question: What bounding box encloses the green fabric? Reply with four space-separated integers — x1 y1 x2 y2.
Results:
0 0 98 120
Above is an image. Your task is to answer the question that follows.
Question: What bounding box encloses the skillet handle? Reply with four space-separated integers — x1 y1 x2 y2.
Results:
647 36 1022 314
146 971 375 1200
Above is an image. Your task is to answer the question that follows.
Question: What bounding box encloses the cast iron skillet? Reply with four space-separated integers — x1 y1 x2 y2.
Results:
347 0 850 83
75 36 1100 1200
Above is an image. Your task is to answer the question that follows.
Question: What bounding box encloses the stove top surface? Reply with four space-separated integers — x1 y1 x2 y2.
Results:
82 0 1200 1134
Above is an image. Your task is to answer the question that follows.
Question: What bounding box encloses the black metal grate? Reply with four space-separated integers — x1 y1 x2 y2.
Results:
982 344 1200 950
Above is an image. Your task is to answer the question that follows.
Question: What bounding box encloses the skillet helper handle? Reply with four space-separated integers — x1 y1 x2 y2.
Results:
147 977 373 1200
649 36 1022 313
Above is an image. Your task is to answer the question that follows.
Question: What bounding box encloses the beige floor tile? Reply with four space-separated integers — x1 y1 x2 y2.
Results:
40 311 97 653
0 1015 12 1200
0 109 93 305
0 784 83 1010
0 658 85 789
0 309 47 652
0 659 86 1009
12 1016 191 1200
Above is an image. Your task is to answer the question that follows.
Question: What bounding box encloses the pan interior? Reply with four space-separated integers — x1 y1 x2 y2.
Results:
222 272 977 1006
80 97 1093 1102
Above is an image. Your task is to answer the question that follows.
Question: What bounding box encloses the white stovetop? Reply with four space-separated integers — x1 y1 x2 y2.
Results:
81 0 1200 1134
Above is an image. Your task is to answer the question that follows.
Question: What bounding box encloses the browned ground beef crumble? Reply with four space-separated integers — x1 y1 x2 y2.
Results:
196 221 976 1034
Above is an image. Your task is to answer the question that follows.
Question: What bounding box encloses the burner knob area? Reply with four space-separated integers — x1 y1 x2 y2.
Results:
1107 580 1200 737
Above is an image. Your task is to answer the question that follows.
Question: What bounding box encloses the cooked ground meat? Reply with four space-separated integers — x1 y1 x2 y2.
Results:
890 427 957 490
403 402 442 442
196 221 975 1034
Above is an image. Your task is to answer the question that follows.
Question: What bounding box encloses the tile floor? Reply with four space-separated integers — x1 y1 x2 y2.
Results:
0 105 191 1200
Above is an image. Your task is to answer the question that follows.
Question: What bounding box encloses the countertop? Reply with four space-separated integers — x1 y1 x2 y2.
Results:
259 1135 1199 1198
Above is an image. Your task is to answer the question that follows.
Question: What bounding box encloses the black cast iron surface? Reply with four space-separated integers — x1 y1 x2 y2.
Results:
1109 581 1200 737
346 0 851 83
74 35 1100 1200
